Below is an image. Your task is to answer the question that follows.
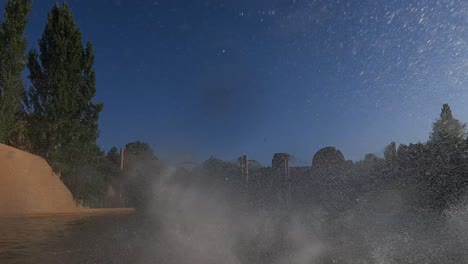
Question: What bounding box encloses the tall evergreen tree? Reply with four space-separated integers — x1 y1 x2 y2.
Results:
425 104 468 209
0 0 31 147
429 104 466 146
27 3 103 192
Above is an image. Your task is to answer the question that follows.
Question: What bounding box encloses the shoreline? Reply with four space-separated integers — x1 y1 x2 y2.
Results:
0 208 136 218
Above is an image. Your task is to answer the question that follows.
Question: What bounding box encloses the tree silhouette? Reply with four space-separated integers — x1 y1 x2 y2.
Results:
0 0 31 147
429 103 466 146
27 3 103 196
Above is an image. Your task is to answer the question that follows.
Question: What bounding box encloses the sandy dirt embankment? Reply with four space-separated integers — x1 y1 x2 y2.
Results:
0 144 134 217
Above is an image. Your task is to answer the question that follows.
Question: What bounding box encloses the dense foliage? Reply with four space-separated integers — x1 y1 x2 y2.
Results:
1 1 468 219
0 0 30 147
163 104 468 218
27 3 102 172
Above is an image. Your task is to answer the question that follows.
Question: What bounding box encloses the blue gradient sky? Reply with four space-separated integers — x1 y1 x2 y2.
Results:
7 0 468 165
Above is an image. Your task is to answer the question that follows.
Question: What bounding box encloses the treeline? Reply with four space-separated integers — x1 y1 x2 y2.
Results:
0 0 147 206
169 104 468 218
127 104 468 263
2 1 468 215
373 103 468 212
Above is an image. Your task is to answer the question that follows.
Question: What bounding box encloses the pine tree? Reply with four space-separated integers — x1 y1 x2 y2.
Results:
429 104 466 146
425 104 467 210
27 3 102 192
0 0 31 147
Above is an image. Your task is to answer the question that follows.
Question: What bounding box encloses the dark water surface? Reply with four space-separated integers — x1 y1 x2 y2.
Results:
0 215 149 264
3 211 467 263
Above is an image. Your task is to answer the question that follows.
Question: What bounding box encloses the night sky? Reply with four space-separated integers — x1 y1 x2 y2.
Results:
7 0 468 165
